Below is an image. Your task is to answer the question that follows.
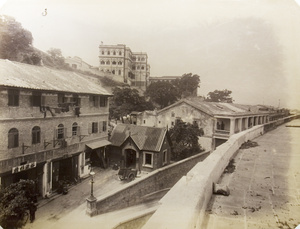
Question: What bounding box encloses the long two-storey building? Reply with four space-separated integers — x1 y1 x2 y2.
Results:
131 97 285 150
0 59 112 197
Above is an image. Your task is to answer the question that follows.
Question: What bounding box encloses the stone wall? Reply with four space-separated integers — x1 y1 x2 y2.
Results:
90 151 210 215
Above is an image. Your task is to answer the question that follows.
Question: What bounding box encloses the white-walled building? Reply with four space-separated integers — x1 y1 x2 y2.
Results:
99 44 150 91
131 97 280 150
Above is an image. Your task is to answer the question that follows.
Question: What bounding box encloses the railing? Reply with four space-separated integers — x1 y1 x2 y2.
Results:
215 129 230 135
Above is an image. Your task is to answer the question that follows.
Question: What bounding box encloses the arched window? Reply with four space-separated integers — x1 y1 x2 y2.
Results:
112 61 116 65
113 51 116 55
118 61 122 65
106 61 110 65
101 50 104 55
119 51 122 55
107 51 110 55
112 70 115 74
72 122 78 136
57 124 64 139
8 128 19 148
32 126 41 144
100 60 105 65
141 65 145 70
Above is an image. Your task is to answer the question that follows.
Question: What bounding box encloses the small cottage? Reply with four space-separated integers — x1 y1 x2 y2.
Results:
109 124 172 173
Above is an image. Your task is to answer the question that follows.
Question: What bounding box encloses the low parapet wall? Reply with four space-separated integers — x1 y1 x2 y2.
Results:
91 150 210 215
143 115 299 229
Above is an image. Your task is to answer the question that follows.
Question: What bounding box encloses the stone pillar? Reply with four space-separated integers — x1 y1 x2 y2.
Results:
86 196 97 217
229 118 235 135
238 118 243 132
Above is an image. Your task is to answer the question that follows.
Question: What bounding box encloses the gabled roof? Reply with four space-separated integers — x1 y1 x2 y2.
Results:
0 59 111 95
110 124 168 152
158 97 271 117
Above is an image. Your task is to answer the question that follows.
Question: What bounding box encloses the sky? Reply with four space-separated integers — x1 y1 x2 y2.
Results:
0 0 300 109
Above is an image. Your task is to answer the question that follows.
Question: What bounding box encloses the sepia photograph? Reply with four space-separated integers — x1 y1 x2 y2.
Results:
0 0 300 228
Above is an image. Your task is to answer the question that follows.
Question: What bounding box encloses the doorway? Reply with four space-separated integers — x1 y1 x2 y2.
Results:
125 149 136 168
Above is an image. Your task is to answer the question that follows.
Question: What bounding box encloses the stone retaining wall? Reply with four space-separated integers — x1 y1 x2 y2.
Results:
91 150 210 215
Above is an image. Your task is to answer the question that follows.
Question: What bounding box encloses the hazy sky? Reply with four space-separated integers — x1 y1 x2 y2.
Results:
1 0 300 109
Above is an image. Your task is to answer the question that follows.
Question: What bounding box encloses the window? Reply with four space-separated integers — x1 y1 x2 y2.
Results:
101 50 104 55
8 128 19 148
112 61 116 65
113 51 116 55
171 112 175 117
8 89 19 106
143 120 146 124
107 51 110 55
141 57 145 61
71 94 81 106
100 96 107 107
90 95 99 107
92 122 98 133
119 51 122 55
143 152 153 167
102 121 107 132
118 70 121 75
171 121 174 126
141 66 145 70
100 60 105 65
106 60 110 65
118 61 122 65
112 70 115 74
163 150 168 165
32 126 41 144
58 93 66 104
57 124 64 139
31 91 42 107
72 122 78 136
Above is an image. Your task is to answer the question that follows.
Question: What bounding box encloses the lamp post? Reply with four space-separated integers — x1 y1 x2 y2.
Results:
89 170 95 199
86 168 97 217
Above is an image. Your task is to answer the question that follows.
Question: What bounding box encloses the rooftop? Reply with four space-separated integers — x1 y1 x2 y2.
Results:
158 97 273 117
110 124 168 152
0 59 111 95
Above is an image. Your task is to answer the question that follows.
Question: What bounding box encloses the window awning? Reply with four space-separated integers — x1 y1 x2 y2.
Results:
86 140 111 150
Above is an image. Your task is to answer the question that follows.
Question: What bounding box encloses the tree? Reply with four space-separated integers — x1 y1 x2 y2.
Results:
0 15 42 65
145 81 179 109
46 48 66 67
0 15 33 60
173 73 200 98
205 89 234 103
169 119 204 161
0 179 37 229
110 87 154 121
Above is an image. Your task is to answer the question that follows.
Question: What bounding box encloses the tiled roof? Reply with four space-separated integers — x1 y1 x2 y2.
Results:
110 124 167 152
0 59 111 95
158 97 271 117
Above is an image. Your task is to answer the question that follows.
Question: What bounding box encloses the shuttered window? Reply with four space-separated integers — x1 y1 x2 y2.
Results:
8 128 19 148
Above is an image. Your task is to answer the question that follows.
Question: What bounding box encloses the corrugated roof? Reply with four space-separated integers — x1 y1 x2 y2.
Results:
158 97 270 117
110 124 167 152
0 59 111 95
185 98 271 116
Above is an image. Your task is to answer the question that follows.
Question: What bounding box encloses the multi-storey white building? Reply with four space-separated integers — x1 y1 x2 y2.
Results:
99 44 150 90
0 59 112 198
